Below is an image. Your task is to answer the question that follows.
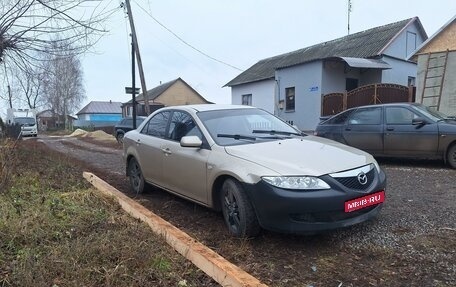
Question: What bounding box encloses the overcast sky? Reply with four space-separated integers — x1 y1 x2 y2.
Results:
4 1 456 115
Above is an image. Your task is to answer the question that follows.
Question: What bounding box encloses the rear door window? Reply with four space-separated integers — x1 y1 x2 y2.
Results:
141 111 171 138
326 110 354 125
348 107 382 125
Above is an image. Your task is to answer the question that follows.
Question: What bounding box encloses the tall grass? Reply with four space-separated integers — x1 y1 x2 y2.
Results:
0 141 215 287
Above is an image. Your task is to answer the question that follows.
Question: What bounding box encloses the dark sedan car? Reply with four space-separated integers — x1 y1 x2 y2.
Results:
114 116 146 143
315 103 456 168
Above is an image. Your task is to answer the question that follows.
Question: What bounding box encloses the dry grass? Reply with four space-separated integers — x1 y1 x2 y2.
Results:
0 141 215 287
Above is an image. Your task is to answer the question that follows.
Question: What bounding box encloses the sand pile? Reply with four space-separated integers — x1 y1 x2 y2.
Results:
69 129 88 137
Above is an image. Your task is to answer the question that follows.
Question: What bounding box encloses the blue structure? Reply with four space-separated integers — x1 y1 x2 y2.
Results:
74 101 122 128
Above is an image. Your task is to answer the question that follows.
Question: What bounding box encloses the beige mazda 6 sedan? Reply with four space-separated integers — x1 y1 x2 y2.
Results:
123 105 386 237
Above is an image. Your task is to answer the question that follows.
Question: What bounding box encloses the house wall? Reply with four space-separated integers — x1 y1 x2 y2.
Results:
321 61 382 94
231 79 276 113
416 51 456 116
74 113 122 128
383 21 427 59
276 61 323 131
380 55 417 85
154 80 208 106
416 20 456 54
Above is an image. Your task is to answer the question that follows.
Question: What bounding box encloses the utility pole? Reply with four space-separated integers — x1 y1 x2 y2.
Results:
131 42 137 129
347 0 352 35
124 0 150 115
7 85 12 108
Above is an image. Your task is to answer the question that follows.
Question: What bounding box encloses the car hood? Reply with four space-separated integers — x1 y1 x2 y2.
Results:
224 136 375 176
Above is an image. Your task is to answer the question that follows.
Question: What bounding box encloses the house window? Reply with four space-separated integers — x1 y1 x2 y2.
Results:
242 94 252 106
285 87 295 111
408 76 416 86
406 31 417 57
346 78 359 92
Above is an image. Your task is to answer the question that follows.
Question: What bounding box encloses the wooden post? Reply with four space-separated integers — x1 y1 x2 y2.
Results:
125 0 150 115
408 85 413 102
343 91 347 110
374 83 377 104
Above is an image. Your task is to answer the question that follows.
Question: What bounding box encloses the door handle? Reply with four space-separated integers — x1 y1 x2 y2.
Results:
161 147 172 155
136 139 141 145
345 127 351 131
386 127 394 131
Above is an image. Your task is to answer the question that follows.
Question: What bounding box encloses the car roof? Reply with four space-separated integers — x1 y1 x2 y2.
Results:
348 102 421 110
158 104 257 113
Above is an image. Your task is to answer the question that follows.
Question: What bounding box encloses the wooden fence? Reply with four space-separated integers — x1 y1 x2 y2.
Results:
321 83 416 116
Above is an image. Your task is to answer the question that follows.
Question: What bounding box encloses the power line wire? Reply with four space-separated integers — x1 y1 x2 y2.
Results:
132 0 244 72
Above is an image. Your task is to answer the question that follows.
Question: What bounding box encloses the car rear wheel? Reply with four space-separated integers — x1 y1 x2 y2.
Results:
116 132 124 144
128 158 145 194
221 179 260 238
447 144 456 169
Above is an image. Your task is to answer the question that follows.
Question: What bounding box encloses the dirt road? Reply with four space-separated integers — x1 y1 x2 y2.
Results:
39 135 456 287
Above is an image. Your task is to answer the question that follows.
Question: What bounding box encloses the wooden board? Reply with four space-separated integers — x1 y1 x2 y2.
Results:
83 172 267 287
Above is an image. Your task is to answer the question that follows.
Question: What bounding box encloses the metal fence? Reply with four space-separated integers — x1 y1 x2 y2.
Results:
321 83 415 116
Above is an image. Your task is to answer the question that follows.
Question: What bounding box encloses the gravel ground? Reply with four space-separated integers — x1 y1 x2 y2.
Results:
38 134 456 287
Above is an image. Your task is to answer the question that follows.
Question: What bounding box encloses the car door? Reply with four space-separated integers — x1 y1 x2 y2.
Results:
160 111 210 204
343 106 383 154
136 111 171 187
384 106 439 156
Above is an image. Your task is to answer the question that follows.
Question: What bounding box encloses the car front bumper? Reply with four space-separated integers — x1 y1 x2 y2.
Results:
242 168 387 234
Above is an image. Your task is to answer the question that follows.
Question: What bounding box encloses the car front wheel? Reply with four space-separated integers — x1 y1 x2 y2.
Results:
221 179 260 238
447 144 456 169
128 158 145 194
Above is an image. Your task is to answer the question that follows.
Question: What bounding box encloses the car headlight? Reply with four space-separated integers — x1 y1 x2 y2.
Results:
262 176 330 190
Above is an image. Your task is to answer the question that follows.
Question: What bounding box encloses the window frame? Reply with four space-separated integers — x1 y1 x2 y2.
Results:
241 94 252 106
285 87 295 112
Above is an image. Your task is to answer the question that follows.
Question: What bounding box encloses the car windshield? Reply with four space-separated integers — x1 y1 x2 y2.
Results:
15 117 36 125
412 105 449 121
197 108 303 146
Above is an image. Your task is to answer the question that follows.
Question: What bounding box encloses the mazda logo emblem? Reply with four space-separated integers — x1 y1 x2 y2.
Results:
357 172 368 185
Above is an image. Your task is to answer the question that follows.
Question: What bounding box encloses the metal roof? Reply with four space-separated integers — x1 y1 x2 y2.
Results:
339 57 391 69
76 101 122 115
226 18 422 87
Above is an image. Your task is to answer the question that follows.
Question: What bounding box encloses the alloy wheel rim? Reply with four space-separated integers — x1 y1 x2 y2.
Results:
131 163 140 191
224 190 240 232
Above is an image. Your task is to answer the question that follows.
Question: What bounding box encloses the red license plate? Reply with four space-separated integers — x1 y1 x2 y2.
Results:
345 191 385 213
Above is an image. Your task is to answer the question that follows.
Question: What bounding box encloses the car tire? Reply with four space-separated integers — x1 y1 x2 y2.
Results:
447 144 456 169
128 158 145 194
116 132 124 144
221 179 260 238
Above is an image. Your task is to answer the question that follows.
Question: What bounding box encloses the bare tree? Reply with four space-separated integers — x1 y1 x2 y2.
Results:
10 64 45 109
0 1 116 68
42 42 85 128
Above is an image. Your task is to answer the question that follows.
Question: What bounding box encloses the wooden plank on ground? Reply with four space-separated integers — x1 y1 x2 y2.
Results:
83 172 267 287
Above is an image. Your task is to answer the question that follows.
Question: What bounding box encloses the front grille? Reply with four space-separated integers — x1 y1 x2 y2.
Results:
335 168 375 190
290 206 376 223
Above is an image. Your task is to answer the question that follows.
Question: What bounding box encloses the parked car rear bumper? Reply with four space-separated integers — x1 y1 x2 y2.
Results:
242 169 386 234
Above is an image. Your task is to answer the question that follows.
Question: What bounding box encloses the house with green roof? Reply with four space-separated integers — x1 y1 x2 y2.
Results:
225 17 427 131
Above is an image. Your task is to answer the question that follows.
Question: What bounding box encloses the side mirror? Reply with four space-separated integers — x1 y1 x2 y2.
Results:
180 136 202 148
412 117 427 126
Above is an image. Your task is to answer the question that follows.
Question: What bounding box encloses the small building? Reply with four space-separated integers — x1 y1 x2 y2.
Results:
74 101 122 128
226 17 427 130
36 110 70 130
122 78 211 117
410 15 456 116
